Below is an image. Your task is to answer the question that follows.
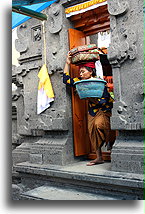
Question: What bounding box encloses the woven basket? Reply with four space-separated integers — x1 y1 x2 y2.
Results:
71 52 99 64
70 44 98 55
74 78 106 99
70 44 101 64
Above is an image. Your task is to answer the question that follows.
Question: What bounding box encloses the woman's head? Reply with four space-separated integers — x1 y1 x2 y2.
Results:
79 62 96 80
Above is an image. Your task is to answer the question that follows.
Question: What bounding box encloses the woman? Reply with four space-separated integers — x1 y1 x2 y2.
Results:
63 52 116 166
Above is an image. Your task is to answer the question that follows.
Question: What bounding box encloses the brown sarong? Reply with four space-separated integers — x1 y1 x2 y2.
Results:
88 109 116 152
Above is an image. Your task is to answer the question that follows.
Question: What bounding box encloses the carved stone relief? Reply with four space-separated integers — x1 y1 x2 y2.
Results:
108 5 137 67
12 76 25 148
108 0 129 16
31 25 42 41
46 33 67 74
48 3 62 34
45 2 69 74
15 20 43 63
107 0 143 130
12 63 69 136
112 99 144 130
15 24 29 54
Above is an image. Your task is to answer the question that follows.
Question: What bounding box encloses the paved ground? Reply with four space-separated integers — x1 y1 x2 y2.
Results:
57 160 112 174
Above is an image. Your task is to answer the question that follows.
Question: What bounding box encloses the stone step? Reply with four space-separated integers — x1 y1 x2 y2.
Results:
14 161 144 200
21 185 120 200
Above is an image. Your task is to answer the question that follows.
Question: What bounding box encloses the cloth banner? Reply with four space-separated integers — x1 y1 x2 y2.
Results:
95 60 104 79
37 64 54 114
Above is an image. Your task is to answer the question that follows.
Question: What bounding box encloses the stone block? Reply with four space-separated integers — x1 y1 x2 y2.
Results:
111 133 144 174
12 184 23 200
30 154 43 164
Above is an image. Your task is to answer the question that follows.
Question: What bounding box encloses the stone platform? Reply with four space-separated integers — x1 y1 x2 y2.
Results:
21 185 120 200
13 161 144 200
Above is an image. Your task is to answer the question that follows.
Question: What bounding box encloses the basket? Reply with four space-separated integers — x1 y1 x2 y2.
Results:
70 44 98 55
70 44 101 65
74 78 106 99
71 52 99 64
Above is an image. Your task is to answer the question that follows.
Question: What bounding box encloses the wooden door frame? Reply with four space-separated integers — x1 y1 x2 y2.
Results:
68 7 115 161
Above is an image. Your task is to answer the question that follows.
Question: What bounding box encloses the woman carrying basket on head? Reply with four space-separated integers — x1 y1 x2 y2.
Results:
63 52 116 166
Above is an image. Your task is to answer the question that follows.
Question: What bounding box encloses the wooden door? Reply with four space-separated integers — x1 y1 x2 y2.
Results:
68 29 115 160
68 29 91 156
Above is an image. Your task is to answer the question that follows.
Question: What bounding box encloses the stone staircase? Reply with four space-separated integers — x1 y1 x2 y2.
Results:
12 161 144 200
20 185 120 200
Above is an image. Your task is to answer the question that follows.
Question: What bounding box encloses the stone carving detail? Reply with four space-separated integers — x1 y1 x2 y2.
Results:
17 24 27 39
12 132 24 147
108 13 137 67
48 3 62 33
12 66 31 87
114 100 128 124
18 114 31 135
108 0 129 16
12 92 21 102
31 25 42 41
108 29 137 67
16 22 42 63
15 38 28 54
12 105 17 120
112 98 143 130
107 0 143 131
112 80 144 130
15 24 29 54
107 0 137 67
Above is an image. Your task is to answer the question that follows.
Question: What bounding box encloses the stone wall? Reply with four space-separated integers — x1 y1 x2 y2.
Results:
107 0 144 174
12 1 77 166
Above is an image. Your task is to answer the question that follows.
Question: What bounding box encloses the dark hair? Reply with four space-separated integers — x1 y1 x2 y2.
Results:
85 66 96 77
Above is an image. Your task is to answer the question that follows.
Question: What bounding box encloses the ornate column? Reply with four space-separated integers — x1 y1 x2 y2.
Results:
107 0 144 173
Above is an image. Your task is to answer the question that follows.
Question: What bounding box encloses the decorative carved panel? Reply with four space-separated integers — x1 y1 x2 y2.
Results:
107 0 144 130
31 25 42 42
15 21 43 64
48 3 62 33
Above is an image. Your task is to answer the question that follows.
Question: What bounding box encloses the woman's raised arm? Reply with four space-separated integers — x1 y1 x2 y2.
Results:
64 52 71 74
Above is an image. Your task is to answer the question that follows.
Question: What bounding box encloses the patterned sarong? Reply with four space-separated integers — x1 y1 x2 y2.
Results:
88 109 116 152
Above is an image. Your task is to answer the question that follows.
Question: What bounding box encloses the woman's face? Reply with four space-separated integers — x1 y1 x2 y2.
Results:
79 67 92 80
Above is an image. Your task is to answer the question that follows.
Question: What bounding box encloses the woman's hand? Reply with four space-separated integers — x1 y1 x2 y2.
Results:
64 52 71 74
66 51 71 65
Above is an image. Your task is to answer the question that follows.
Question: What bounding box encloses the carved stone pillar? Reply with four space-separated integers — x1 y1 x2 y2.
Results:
107 0 144 174
12 2 76 166
12 65 24 152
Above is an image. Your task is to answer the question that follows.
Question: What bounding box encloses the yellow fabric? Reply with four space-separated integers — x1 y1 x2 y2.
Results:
65 72 69 76
93 109 98 113
92 103 96 107
67 79 71 84
73 77 80 82
38 64 54 98
65 0 107 14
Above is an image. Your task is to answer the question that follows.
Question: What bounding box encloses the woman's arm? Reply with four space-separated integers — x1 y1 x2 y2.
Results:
63 52 75 87
63 52 80 87
64 52 71 74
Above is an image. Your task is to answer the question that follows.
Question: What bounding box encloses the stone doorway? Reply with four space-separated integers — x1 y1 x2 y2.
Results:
67 3 117 161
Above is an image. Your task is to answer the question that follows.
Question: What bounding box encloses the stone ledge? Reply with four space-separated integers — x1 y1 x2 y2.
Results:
13 161 144 200
20 185 120 200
